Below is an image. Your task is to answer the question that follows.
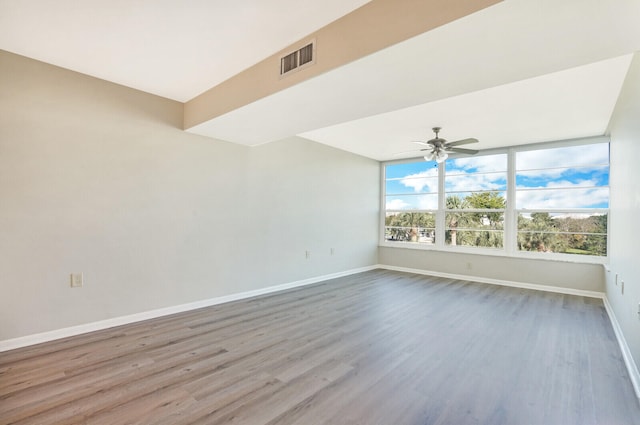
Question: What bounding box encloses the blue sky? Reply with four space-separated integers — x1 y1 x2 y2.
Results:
386 143 609 210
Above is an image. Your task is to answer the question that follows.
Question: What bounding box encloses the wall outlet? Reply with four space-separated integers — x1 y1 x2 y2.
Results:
70 273 83 288
305 250 311 259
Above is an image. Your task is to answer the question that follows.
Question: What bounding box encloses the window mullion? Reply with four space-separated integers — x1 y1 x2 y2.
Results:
436 160 446 248
505 148 516 255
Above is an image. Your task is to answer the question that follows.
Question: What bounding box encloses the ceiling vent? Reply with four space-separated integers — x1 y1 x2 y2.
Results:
280 40 316 77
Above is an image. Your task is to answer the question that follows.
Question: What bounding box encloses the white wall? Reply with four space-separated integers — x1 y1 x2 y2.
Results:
608 52 640 374
379 247 604 293
247 137 380 288
0 50 379 341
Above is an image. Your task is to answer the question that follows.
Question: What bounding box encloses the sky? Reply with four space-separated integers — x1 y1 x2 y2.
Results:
386 143 609 211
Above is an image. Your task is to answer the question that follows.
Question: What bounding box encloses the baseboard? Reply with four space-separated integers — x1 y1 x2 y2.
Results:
603 296 640 401
377 264 605 299
0 265 378 352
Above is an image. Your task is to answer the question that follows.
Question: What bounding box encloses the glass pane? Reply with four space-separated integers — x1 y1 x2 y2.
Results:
445 230 504 248
516 165 609 189
445 154 508 212
446 173 507 194
517 212 607 256
385 161 438 179
386 175 437 195
445 192 507 209
516 187 609 209
386 194 438 210
445 212 504 248
385 212 436 244
516 143 609 171
446 154 508 173
385 161 438 199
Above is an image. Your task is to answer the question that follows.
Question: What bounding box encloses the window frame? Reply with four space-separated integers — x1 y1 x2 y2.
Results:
380 136 610 264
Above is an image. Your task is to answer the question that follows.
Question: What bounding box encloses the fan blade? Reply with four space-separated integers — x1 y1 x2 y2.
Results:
446 138 479 147
447 147 479 155
412 141 432 147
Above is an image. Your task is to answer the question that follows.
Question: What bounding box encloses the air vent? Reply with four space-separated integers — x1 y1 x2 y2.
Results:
281 51 298 74
280 40 315 77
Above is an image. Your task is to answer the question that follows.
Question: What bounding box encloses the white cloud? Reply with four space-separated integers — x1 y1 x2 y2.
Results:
418 196 438 210
450 154 507 173
446 154 508 194
399 168 438 193
545 179 598 188
386 199 410 210
393 145 609 210
446 172 506 193
516 186 608 209
516 143 609 174
517 178 599 190
386 195 438 210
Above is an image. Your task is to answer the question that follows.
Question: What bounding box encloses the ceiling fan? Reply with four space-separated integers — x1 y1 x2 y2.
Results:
404 127 479 163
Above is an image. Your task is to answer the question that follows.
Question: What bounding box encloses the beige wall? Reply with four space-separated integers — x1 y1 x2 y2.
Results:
0 50 379 341
608 52 640 375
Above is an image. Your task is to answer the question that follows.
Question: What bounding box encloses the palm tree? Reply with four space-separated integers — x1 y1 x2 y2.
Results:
386 212 435 242
446 195 472 246
518 212 558 252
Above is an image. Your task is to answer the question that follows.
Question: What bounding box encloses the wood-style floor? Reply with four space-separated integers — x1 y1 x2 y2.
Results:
1 269 639 424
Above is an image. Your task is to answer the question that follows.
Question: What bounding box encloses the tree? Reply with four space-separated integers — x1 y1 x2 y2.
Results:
465 191 505 248
445 195 471 246
386 212 435 242
466 192 506 226
518 212 559 252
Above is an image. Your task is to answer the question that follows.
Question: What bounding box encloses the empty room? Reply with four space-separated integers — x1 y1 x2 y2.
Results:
1 0 640 424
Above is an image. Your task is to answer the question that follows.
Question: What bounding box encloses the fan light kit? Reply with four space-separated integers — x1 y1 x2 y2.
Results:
400 127 480 163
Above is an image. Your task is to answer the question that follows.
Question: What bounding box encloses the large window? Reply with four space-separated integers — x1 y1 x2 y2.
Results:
515 143 609 256
445 154 507 249
382 138 609 261
385 161 438 244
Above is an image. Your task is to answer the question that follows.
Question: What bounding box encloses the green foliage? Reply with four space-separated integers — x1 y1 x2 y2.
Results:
445 192 504 247
385 212 435 242
386 191 607 256
518 213 607 256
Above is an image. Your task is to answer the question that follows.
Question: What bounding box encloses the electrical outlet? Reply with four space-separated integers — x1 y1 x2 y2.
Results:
305 250 311 259
70 273 83 288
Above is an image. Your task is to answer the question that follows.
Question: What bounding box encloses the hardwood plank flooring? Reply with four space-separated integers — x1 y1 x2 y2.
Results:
1 269 639 424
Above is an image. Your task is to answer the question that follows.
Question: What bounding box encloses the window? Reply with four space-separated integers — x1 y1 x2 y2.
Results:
382 138 609 261
445 154 507 248
385 161 438 244
515 143 609 256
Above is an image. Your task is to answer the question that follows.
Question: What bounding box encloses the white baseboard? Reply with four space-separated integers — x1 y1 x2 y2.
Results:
0 265 378 352
377 264 605 299
603 296 640 401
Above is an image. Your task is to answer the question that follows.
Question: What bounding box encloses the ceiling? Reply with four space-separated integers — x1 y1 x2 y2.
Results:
2 0 639 161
